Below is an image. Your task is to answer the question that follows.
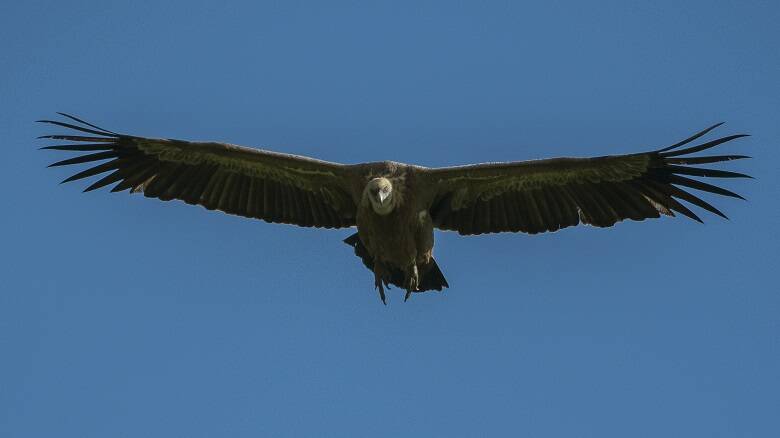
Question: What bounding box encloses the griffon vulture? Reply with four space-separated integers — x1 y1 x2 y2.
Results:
40 114 751 304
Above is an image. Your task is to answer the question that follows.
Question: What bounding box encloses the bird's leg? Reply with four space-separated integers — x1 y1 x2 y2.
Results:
404 263 419 302
373 263 387 305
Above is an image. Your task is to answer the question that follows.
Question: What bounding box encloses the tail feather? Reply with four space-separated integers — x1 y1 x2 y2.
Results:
418 258 449 291
343 233 448 292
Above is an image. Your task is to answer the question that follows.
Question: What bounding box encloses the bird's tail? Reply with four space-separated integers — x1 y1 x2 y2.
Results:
343 233 449 292
418 257 449 292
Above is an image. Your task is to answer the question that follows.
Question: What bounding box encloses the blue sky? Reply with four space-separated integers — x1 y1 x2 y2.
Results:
1 1 778 436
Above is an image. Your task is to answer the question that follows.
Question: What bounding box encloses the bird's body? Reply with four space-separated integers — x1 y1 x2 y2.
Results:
353 166 441 302
40 114 751 304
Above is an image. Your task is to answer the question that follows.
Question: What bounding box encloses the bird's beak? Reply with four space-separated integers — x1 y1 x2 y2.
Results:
379 191 389 204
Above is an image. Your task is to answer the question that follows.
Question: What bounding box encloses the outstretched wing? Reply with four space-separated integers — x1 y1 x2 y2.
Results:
40 113 358 228
423 123 751 235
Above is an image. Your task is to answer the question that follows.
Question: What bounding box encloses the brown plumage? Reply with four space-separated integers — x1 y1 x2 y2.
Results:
40 114 751 304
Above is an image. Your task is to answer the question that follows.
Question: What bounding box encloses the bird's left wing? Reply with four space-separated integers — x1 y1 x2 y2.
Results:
421 124 751 235
40 114 358 228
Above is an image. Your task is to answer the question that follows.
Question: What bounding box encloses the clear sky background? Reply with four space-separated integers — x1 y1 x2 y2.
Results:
1 1 778 436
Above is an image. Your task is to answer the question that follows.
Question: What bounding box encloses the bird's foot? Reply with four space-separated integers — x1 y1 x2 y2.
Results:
373 263 388 305
404 265 419 302
374 276 387 305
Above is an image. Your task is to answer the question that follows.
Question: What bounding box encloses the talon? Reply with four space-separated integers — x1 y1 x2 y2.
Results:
404 264 419 302
374 278 386 305
373 263 388 305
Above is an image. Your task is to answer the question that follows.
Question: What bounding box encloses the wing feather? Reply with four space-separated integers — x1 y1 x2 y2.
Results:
425 124 750 235
40 114 358 229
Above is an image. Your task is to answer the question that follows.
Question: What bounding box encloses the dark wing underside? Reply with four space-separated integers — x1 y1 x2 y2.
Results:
425 123 751 235
40 113 357 228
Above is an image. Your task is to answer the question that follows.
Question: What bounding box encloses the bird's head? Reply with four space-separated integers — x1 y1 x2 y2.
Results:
364 177 395 215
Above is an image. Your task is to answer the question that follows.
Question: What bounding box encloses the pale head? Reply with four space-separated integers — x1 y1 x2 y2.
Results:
364 177 395 215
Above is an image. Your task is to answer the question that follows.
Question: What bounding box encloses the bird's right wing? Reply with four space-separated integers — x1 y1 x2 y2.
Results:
421 124 751 235
40 114 359 229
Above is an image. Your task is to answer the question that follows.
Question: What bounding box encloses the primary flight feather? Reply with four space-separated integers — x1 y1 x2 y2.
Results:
40 114 751 304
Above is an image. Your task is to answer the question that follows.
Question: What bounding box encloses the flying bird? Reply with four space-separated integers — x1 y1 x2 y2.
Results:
40 114 751 304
